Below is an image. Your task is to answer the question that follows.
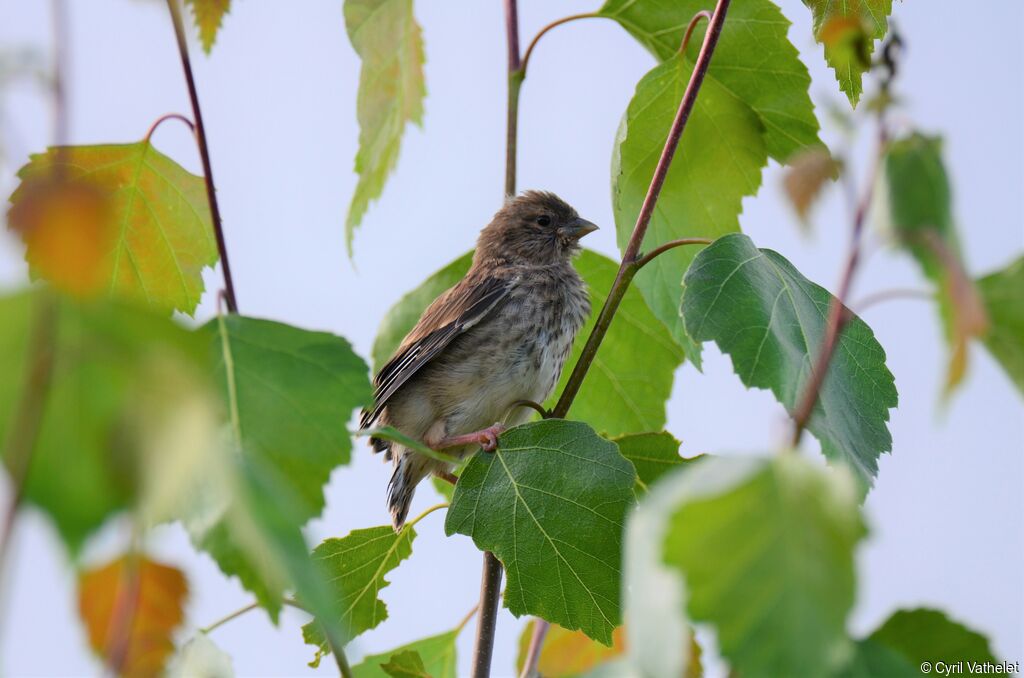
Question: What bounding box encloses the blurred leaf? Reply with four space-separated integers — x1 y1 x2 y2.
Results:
976 256 1024 395
0 292 214 552
802 0 893 106
869 608 998 669
620 457 704 678
78 554 188 678
193 314 372 618
351 630 458 678
610 51 768 366
372 250 683 437
782 148 840 227
8 143 217 316
381 650 430 678
7 177 113 297
167 633 234 678
663 455 866 678
185 0 231 53
885 133 989 395
838 639 918 678
599 0 821 161
302 526 417 665
344 0 426 253
611 431 685 492
681 234 897 489
445 420 636 644
516 621 626 678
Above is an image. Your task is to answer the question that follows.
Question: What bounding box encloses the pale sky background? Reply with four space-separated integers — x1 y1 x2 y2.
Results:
0 1 1021 676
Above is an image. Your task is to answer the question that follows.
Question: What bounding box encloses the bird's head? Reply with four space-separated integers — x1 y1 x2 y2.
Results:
476 191 598 265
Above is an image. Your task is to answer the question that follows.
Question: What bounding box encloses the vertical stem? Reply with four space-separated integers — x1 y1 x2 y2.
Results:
469 3 523 676
165 0 239 313
519 620 550 678
552 0 732 418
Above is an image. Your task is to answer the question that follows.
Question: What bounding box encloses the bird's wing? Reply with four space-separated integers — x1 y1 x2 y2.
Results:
360 274 513 429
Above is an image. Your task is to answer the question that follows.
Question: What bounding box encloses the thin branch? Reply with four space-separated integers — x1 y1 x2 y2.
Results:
165 0 239 313
200 597 306 635
0 293 57 579
508 399 549 419
633 238 713 271
786 111 892 446
326 632 355 678
473 552 504 678
552 0 733 419
519 619 550 678
519 13 600 77
144 112 195 143
455 602 480 634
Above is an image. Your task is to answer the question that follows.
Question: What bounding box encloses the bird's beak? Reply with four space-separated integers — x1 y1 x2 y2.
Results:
561 218 599 240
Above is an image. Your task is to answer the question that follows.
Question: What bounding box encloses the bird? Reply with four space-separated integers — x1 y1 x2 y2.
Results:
361 191 598 530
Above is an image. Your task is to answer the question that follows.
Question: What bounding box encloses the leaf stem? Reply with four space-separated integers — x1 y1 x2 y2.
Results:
199 597 306 634
853 288 933 312
165 0 239 313
407 502 449 528
552 0 732 419
519 13 600 77
144 112 196 143
633 238 713 271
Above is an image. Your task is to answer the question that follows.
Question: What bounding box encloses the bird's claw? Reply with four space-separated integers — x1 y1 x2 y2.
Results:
479 423 505 452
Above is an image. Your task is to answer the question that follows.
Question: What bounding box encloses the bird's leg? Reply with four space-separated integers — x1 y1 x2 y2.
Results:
431 423 506 453
434 470 459 485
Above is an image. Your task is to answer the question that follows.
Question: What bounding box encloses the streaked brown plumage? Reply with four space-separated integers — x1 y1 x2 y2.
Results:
362 191 597 529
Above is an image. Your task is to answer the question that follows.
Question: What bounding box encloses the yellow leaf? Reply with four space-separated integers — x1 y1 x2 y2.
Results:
185 0 231 54
7 177 113 298
516 622 626 677
782 148 840 226
78 554 189 678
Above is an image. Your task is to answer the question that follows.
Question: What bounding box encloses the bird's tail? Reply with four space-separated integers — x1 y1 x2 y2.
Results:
387 447 435 531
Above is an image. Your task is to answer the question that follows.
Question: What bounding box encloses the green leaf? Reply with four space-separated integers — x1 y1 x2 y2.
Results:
801 0 892 106
194 315 372 616
599 0 821 161
351 630 458 678
372 250 682 437
884 133 988 395
185 0 231 54
662 455 866 678
838 639 918 678
612 432 685 492
381 650 430 678
344 0 426 253
8 143 217 316
302 526 417 663
610 52 768 366
868 608 998 670
445 420 636 644
976 256 1024 395
681 234 897 488
0 292 214 552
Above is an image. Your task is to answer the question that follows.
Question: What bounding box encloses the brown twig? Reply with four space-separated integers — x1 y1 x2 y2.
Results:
680 11 712 55
853 288 933 312
165 0 239 313
552 0 732 419
519 620 550 678
790 33 901 445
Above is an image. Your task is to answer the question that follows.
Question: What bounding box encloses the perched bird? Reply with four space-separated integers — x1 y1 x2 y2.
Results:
361 191 598 530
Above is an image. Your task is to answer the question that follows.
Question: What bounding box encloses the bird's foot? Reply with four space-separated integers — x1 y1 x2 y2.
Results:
433 423 506 453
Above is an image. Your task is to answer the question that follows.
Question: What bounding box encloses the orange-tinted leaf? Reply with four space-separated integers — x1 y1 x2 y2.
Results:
7 176 113 297
185 0 231 54
516 621 626 677
782 148 840 226
78 554 188 678
8 142 217 316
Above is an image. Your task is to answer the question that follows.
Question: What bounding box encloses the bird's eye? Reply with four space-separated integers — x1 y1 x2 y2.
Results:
536 215 551 227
